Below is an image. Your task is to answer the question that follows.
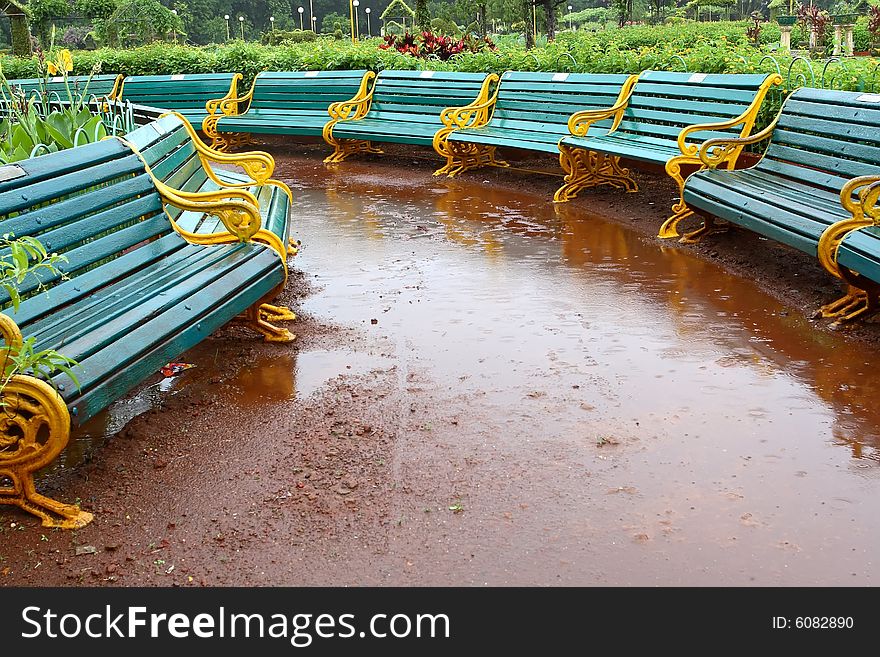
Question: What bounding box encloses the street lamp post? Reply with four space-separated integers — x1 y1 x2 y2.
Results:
312 15 317 32
224 14 230 40
365 7 371 37
353 0 360 40
298 7 304 30
239 15 245 40
171 8 178 43
309 0 315 33
567 5 572 31
532 2 537 38
270 16 275 31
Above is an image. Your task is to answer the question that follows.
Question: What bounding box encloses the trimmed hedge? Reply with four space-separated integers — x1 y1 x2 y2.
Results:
1 21 878 93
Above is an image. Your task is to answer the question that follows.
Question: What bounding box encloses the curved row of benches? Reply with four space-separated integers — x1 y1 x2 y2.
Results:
198 67 880 327
9 72 242 131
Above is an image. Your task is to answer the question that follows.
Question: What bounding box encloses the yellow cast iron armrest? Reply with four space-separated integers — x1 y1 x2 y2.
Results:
108 74 125 101
439 73 500 130
205 73 244 116
117 136 264 243
678 74 783 158
817 176 880 277
0 312 24 352
697 117 779 168
328 71 377 121
840 175 880 216
327 92 373 121
215 76 257 116
567 74 639 138
163 112 276 183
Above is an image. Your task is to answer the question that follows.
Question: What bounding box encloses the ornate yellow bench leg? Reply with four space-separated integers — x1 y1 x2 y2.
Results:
593 154 638 192
238 304 296 343
0 376 93 529
554 143 600 202
323 123 384 164
259 303 297 323
678 215 729 244
816 287 870 320
658 156 697 239
439 142 508 178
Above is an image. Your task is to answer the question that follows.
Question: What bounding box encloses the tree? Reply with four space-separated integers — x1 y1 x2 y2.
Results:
646 0 672 23
612 0 633 26
321 10 346 32
415 0 431 30
540 0 571 40
521 0 533 46
25 0 71 47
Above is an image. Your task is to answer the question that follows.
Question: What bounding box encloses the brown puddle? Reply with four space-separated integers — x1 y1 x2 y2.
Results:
282 157 880 584
61 152 880 584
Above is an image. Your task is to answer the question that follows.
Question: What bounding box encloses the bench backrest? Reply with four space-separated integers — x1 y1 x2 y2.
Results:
8 74 122 101
119 73 239 111
757 88 880 195
618 71 776 144
249 70 370 113
124 115 212 205
369 70 492 120
0 139 171 332
492 71 634 132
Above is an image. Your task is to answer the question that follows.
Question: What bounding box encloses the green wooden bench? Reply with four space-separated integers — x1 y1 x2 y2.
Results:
117 73 241 133
324 70 496 163
684 87 880 322
8 74 123 102
553 70 782 239
433 71 637 177
203 70 373 151
0 130 294 529
122 112 295 254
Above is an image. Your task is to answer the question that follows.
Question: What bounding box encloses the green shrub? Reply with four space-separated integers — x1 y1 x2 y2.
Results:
262 29 319 46
1 21 878 93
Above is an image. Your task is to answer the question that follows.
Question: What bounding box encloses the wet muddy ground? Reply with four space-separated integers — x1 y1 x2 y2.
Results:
2 142 879 586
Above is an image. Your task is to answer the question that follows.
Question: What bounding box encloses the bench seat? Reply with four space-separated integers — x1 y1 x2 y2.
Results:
554 70 782 238
435 71 635 175
205 70 373 150
324 70 494 163
683 87 880 323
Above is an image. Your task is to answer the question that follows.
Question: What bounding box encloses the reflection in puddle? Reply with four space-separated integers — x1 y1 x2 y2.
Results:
47 152 880 583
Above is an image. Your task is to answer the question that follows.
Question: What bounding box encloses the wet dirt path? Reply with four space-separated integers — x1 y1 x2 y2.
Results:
2 146 879 586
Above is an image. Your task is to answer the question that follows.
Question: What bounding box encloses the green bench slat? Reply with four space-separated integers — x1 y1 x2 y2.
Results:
838 228 880 283
13 233 185 327
9 74 119 99
217 70 369 137
120 74 237 112
441 72 630 159
56 248 283 424
33 241 249 352
683 87 880 291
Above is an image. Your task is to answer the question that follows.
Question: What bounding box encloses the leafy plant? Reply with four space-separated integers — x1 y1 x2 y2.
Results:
869 5 880 44
0 234 79 397
797 3 832 49
0 49 108 164
746 11 764 47
379 30 497 60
